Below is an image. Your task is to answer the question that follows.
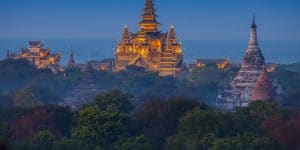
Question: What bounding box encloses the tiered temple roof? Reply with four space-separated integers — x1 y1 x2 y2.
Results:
12 41 61 69
115 0 184 77
189 58 230 70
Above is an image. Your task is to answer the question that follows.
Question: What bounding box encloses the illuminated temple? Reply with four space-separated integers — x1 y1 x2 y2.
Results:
11 41 61 69
115 0 184 77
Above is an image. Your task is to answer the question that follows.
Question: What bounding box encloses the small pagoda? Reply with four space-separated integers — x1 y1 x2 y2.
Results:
251 66 276 101
11 41 61 69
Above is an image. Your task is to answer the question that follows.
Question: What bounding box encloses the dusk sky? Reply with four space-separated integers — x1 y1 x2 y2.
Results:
0 0 299 41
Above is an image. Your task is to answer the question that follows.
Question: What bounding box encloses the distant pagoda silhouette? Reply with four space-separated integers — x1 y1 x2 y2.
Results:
68 47 75 68
63 62 100 110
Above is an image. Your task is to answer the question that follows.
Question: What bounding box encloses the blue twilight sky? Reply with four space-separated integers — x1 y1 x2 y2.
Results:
0 0 299 41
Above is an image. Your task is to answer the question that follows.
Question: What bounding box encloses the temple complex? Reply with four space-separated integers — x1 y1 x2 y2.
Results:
217 16 268 110
11 41 61 69
251 66 276 101
115 0 184 77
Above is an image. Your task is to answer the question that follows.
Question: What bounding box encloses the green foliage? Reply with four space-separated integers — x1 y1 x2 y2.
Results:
165 102 286 150
177 107 229 138
0 59 37 88
0 59 85 105
72 105 129 149
12 88 41 108
95 89 133 113
25 130 56 150
188 64 239 104
93 63 240 104
115 135 154 150
53 138 77 150
165 133 216 150
164 107 230 149
272 66 300 107
211 133 280 150
235 101 284 123
134 98 204 148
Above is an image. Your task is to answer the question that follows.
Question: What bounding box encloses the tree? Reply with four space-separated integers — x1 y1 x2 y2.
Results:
134 98 205 148
95 89 132 113
71 105 130 149
114 135 154 150
9 105 73 140
211 133 280 150
25 130 56 150
261 112 300 149
164 107 231 149
53 138 77 150
12 88 41 108
232 101 285 134
165 133 216 150
0 59 38 92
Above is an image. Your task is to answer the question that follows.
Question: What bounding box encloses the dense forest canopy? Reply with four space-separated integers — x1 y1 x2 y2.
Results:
0 59 300 149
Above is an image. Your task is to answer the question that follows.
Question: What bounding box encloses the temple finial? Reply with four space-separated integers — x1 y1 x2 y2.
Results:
248 14 259 46
251 13 257 29
121 24 130 43
168 24 177 44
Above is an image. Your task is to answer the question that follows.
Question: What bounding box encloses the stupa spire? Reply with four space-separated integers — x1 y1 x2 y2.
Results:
68 47 75 68
121 24 130 43
168 25 177 44
139 0 159 32
249 14 258 46
252 66 276 101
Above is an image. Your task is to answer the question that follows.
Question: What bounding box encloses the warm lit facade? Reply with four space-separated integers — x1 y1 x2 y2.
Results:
12 41 61 69
115 0 184 77
189 58 230 71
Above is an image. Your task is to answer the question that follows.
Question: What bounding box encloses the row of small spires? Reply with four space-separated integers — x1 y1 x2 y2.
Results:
121 24 178 43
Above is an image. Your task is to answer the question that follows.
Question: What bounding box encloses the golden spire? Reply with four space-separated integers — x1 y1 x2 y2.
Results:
168 25 177 44
139 0 159 32
121 24 130 43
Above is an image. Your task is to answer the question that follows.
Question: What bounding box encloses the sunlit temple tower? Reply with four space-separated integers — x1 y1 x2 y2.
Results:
217 16 266 109
114 0 184 77
11 41 61 69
